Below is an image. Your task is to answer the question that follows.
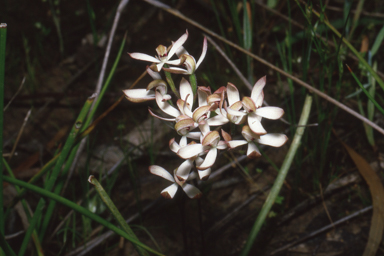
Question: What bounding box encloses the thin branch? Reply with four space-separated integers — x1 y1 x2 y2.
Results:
270 206 373 255
142 0 384 136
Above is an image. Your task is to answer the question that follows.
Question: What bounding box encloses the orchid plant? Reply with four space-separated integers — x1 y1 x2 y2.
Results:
123 31 288 199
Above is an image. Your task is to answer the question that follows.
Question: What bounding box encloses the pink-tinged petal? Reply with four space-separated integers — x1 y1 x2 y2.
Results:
197 148 217 170
248 113 267 135
161 183 179 199
123 89 155 103
181 183 202 199
255 107 284 120
227 83 240 106
241 125 258 141
192 105 212 123
251 76 266 103
227 140 248 149
257 133 288 147
146 79 167 92
149 165 175 182
156 91 180 118
242 96 257 113
129 52 160 63
148 108 175 121
175 119 198 136
176 159 194 181
179 78 194 108
221 129 231 142
186 132 201 140
169 138 180 153
207 115 229 126
247 143 261 158
162 67 189 74
146 66 161 80
168 31 189 58
202 131 220 147
178 143 207 159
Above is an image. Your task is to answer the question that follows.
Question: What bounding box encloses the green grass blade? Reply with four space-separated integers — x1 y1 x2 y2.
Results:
3 176 164 256
371 25 384 57
346 64 384 116
0 23 7 236
0 232 16 256
88 176 151 256
38 94 95 240
240 95 313 256
301 2 384 92
18 199 45 256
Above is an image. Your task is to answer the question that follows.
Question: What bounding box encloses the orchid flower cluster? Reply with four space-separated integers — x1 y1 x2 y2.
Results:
123 31 287 199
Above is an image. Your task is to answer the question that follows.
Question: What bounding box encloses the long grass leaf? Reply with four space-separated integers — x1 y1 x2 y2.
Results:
89 176 150 256
240 95 313 256
371 25 384 57
3 176 164 256
0 23 7 236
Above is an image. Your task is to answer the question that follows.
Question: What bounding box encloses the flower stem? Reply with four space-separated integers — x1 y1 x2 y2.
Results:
240 95 313 256
0 23 7 237
163 64 180 98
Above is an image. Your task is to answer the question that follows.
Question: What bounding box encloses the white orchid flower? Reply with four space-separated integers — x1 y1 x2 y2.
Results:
224 125 288 158
177 127 227 170
162 37 208 75
226 76 284 135
128 31 189 72
149 165 202 199
123 67 170 102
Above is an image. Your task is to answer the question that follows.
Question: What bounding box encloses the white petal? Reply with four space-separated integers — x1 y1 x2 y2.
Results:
247 143 261 158
155 62 165 72
178 144 207 159
251 76 266 103
176 159 194 181
176 45 189 57
198 168 211 180
162 67 189 74
146 67 161 80
254 91 264 108
180 136 188 147
149 165 175 182
148 108 175 121
179 78 194 108
181 183 202 199
169 138 180 153
207 115 229 126
226 107 247 117
195 37 207 70
197 148 217 170
129 52 160 63
168 31 189 58
255 107 284 120
186 132 201 140
248 113 267 135
165 59 182 65
227 83 240 106
161 183 179 199
227 140 248 149
257 134 288 147
123 89 155 103
156 91 180 118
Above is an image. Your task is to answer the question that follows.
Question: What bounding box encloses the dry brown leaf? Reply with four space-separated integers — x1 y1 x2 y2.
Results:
341 141 384 256
360 35 369 53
